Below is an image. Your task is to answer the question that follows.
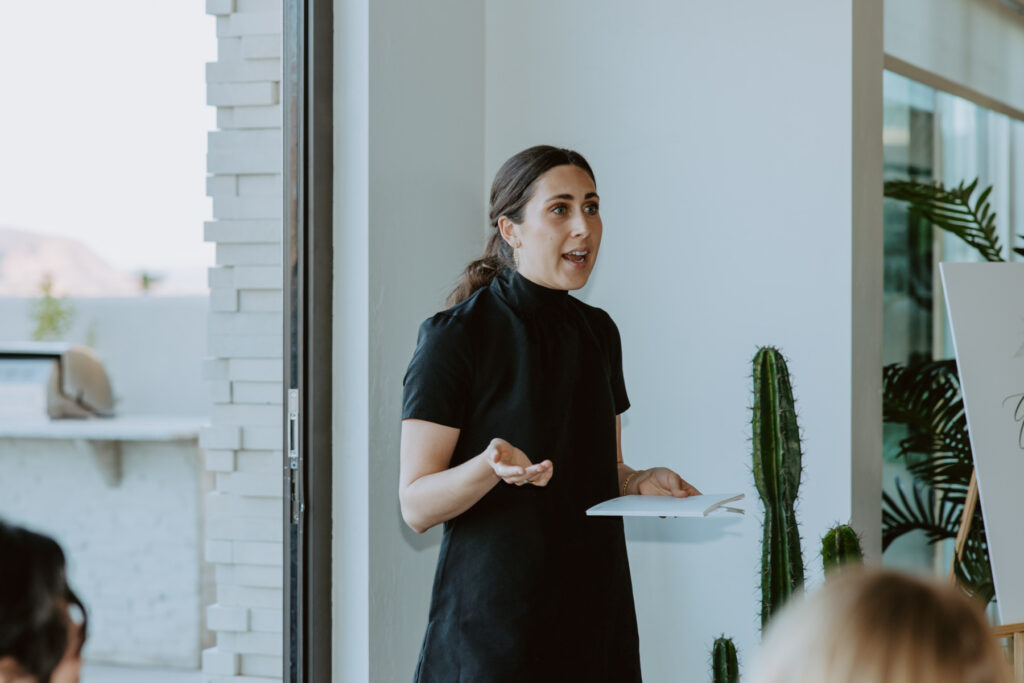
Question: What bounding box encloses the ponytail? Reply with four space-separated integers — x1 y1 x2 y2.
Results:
446 232 513 307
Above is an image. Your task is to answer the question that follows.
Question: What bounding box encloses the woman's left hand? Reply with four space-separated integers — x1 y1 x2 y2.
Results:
634 467 700 498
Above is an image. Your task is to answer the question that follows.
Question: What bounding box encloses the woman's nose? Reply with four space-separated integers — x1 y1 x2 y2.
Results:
570 212 590 237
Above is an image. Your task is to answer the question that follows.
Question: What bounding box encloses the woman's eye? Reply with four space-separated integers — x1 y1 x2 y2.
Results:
585 204 599 215
551 205 567 215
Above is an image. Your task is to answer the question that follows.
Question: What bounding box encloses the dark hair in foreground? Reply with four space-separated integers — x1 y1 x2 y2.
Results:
0 521 87 681
749 568 1011 683
446 145 596 307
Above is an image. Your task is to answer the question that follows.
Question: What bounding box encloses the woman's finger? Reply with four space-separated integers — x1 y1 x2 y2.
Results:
517 465 554 487
677 478 701 496
524 462 549 476
493 462 525 478
668 476 690 497
504 469 534 485
528 471 549 487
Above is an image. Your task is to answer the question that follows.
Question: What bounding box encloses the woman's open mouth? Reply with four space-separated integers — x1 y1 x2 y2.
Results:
562 249 589 267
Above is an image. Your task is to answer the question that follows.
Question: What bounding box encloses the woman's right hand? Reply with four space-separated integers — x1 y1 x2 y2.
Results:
484 438 553 487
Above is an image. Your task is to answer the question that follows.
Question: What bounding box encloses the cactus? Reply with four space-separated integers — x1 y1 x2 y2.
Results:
711 636 739 683
821 523 863 577
752 347 805 631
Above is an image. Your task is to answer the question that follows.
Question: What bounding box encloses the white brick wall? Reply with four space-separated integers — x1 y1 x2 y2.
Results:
203 0 283 680
0 440 207 668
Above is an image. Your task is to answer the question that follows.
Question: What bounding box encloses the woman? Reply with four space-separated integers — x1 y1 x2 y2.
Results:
400 145 699 682
749 568 1012 683
0 522 87 683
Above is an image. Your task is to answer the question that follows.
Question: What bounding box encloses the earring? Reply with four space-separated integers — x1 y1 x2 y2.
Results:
513 247 520 269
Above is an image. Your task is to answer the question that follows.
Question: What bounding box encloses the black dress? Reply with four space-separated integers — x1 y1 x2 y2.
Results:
402 269 642 683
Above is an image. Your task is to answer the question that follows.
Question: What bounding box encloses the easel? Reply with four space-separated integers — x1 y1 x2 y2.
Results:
950 470 1024 682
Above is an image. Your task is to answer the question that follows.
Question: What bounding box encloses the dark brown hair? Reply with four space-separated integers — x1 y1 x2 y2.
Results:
446 145 596 307
0 521 87 681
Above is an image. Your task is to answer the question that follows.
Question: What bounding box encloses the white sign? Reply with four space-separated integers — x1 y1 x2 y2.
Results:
941 262 1024 624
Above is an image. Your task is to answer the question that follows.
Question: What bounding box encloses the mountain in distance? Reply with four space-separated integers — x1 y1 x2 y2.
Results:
0 227 208 297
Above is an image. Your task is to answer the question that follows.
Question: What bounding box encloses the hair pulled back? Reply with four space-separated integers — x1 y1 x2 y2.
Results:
0 521 87 681
447 145 596 307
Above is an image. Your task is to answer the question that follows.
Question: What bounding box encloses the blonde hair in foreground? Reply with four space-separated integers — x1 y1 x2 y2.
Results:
748 568 1012 683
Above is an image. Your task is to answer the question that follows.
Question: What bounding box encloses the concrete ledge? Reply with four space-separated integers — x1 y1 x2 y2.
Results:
0 415 207 441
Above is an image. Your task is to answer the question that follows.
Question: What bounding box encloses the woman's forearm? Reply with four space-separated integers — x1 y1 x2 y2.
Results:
400 450 501 533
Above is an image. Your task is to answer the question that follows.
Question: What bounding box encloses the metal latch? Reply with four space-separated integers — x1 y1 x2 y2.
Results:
287 388 300 523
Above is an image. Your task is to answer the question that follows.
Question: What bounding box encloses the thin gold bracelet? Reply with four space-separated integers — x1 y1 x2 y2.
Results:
622 470 642 497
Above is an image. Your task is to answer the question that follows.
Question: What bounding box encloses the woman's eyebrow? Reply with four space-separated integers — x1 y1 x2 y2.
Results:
544 192 600 202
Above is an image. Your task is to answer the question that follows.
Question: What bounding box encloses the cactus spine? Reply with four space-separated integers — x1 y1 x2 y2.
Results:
711 636 739 683
752 347 804 631
821 523 863 577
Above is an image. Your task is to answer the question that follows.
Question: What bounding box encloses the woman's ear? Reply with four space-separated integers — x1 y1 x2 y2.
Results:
497 216 520 248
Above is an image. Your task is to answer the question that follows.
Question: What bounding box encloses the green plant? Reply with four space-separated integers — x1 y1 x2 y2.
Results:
30 274 74 341
881 177 1012 604
712 350 865 680
139 271 163 293
752 347 805 630
711 636 739 683
884 179 1008 262
880 359 994 602
821 523 863 577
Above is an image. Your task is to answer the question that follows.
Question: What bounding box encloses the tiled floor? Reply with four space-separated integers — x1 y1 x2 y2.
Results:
81 663 202 682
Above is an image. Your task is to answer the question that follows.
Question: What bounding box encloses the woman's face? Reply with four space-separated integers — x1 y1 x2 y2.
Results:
500 164 602 291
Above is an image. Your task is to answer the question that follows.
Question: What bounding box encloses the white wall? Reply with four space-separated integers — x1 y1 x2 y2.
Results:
202 0 285 679
0 439 206 668
886 0 1024 116
332 1 485 682
332 0 370 680
483 2 881 681
333 1 883 681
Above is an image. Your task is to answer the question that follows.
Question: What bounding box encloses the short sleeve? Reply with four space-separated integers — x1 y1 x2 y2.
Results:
402 313 473 429
603 311 630 415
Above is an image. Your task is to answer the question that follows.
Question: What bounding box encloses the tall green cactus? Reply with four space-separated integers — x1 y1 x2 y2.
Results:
821 523 863 577
752 347 805 630
711 636 739 683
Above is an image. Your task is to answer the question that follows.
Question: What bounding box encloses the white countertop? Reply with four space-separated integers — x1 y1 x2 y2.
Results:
0 414 208 441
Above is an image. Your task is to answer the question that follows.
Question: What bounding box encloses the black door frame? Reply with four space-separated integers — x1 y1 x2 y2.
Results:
283 0 333 680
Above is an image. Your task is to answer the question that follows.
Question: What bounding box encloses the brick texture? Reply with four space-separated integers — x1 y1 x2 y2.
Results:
204 1 283 680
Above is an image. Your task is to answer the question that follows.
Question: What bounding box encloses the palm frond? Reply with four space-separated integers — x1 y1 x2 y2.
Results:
882 478 960 550
884 179 1005 262
905 454 973 501
882 360 972 479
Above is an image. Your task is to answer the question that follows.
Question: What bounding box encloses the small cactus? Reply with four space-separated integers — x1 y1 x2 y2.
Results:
821 523 863 577
752 347 805 631
711 636 739 683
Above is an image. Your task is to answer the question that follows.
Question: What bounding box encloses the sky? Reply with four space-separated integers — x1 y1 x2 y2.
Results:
0 1 218 275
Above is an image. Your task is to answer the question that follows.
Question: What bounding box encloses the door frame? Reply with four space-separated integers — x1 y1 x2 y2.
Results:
282 0 333 680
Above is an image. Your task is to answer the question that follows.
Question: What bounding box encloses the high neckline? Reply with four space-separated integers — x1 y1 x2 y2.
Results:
495 268 571 312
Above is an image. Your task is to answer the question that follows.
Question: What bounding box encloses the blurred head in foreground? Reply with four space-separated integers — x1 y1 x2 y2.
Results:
0 522 86 683
748 568 1011 683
